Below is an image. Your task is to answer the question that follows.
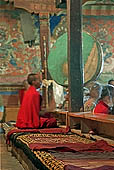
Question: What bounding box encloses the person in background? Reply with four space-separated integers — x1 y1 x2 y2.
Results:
93 86 112 114
62 88 69 110
83 82 101 112
108 79 114 86
16 73 57 129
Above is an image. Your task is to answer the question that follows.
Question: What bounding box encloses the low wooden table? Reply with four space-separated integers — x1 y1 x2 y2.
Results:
68 112 114 138
41 109 114 137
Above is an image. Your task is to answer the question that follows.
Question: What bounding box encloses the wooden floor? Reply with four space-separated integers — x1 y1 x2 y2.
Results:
0 133 24 170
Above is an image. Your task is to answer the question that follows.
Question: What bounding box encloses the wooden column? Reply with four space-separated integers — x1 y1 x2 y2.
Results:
67 0 84 112
39 13 50 108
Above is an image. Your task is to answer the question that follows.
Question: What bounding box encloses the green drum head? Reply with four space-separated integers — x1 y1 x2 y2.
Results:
48 32 103 86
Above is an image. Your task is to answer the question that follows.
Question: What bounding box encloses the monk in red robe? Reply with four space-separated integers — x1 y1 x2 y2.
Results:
16 73 57 129
93 86 111 114
94 100 109 114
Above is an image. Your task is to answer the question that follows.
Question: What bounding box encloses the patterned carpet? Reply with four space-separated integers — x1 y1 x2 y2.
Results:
15 133 114 169
2 122 114 170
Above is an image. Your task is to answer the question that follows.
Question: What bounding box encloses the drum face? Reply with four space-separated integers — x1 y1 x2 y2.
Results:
48 32 103 86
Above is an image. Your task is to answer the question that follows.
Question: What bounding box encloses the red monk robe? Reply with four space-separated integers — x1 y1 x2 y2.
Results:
94 100 109 114
16 86 57 129
19 89 26 105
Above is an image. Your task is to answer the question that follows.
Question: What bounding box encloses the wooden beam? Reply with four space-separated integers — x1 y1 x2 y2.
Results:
67 0 84 112
39 13 50 108
14 0 61 14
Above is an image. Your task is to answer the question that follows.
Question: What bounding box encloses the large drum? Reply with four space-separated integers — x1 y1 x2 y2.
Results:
48 32 103 86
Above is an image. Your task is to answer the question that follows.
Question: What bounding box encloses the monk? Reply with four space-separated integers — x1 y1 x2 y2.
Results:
16 73 57 129
108 79 114 86
93 86 112 114
83 82 101 112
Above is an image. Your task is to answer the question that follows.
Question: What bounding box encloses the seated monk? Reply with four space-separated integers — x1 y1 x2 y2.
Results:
16 73 57 129
93 85 112 114
83 82 101 112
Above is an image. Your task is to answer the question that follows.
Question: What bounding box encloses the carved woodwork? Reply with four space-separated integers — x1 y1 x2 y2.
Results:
39 13 50 108
3 0 93 12
55 0 95 7
12 0 60 14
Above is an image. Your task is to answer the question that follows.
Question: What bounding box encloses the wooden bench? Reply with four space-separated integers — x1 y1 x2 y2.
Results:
68 112 114 138
30 108 114 138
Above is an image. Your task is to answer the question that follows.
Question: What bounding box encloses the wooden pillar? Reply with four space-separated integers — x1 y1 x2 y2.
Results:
39 13 50 108
67 0 84 112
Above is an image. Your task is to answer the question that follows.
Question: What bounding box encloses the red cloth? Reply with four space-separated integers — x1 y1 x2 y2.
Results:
16 86 40 128
19 89 27 105
28 140 114 152
94 101 109 114
16 86 57 129
64 165 114 170
6 127 70 144
40 117 57 128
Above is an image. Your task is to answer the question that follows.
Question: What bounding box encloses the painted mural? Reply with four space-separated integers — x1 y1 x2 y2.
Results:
0 1 114 86
0 9 41 84
83 2 114 84
83 16 114 84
